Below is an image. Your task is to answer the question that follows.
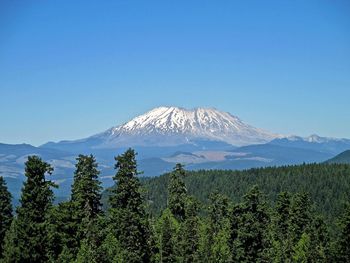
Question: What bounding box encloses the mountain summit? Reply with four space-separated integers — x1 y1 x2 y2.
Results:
6 106 350 197
89 106 280 147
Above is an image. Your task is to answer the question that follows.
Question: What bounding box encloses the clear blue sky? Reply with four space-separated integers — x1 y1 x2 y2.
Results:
1 0 349 146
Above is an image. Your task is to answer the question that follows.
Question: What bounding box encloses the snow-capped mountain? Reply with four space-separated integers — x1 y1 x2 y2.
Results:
283 134 350 144
3 106 350 199
90 106 281 147
270 134 350 155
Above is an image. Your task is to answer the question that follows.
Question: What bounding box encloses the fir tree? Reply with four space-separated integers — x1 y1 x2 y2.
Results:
109 148 150 263
233 185 271 262
47 155 103 262
71 154 103 252
2 156 55 263
168 163 187 221
0 176 12 258
71 154 102 221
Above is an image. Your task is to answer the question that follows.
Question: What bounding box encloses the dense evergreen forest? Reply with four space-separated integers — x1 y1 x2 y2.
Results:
140 163 350 224
0 149 350 262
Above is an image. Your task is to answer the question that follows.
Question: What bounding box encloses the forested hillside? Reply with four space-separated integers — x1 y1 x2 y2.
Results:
141 163 350 222
327 150 350 164
1 150 350 262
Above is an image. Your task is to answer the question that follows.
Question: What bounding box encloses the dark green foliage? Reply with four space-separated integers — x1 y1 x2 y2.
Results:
1 220 20 263
99 232 124 263
335 202 350 262
308 216 330 262
208 191 230 231
71 155 103 253
156 209 179 263
47 201 78 261
0 177 12 257
3 153 350 262
143 163 350 224
202 191 231 262
46 154 103 262
75 239 98 263
288 193 313 244
231 185 271 262
180 196 201 263
168 163 187 221
75 217 107 263
108 148 151 263
274 192 291 240
74 215 107 263
271 192 292 262
71 154 102 221
57 245 75 263
2 156 55 263
292 232 311 263
271 192 330 263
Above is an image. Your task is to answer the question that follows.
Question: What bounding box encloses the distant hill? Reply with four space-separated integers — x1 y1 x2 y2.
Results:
326 150 350 164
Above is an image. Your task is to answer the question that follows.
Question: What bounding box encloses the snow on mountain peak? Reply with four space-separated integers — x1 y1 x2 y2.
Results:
118 106 241 133
97 106 281 147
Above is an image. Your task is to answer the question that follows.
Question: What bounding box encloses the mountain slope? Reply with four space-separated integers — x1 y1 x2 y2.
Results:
42 106 281 150
326 150 350 164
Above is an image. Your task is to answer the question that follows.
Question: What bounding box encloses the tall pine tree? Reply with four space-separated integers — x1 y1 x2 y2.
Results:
47 154 103 262
232 185 271 262
71 154 102 221
109 148 150 263
71 154 102 243
168 163 187 221
2 156 55 263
